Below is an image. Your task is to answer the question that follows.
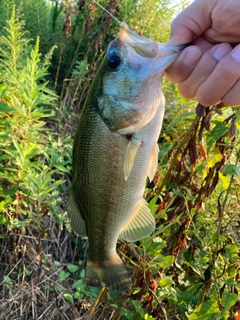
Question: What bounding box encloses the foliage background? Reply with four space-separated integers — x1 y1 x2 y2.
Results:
0 0 239 319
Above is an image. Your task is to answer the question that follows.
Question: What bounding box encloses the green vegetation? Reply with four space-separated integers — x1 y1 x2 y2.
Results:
0 0 239 319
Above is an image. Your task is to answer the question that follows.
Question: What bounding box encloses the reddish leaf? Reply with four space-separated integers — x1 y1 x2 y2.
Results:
179 239 187 251
157 202 165 212
195 203 201 211
199 141 207 160
235 310 240 320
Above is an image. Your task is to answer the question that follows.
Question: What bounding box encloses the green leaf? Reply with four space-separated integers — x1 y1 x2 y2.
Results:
50 2 63 31
207 153 222 168
54 261 61 267
74 291 84 299
131 300 146 317
144 315 155 320
54 164 71 174
12 137 23 159
12 219 28 227
159 277 173 287
224 278 237 287
152 240 166 251
189 299 219 320
173 189 184 197
177 283 202 305
154 255 174 269
4 276 12 284
72 279 84 290
0 198 12 212
121 307 140 320
206 122 230 152
82 285 100 300
225 245 239 262
42 179 65 194
219 171 230 189
25 269 31 276
0 214 9 225
67 264 79 273
193 162 206 173
0 102 16 113
222 164 240 177
59 270 70 281
64 293 74 305
0 86 7 98
222 291 238 310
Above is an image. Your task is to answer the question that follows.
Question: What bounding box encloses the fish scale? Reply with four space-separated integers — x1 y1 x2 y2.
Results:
68 22 185 293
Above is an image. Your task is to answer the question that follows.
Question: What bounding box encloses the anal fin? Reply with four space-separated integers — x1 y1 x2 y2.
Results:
147 143 159 181
124 137 141 181
68 190 87 236
120 199 155 242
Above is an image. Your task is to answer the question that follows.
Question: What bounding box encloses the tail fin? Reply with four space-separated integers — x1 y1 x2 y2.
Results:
85 254 132 293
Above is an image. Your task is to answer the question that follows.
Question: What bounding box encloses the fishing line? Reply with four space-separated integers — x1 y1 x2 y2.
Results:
93 0 122 25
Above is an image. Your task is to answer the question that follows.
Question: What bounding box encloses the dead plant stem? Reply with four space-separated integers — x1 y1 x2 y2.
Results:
54 40 64 91
157 115 199 195
65 26 85 80
85 286 108 320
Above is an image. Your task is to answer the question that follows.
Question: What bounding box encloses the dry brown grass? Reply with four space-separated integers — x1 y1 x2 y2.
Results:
0 213 91 320
0 209 124 320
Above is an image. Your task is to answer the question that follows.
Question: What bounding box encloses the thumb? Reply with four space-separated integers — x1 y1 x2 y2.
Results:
168 0 215 46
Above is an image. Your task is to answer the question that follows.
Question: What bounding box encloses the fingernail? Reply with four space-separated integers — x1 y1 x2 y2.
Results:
231 45 240 63
168 38 187 47
213 45 229 61
182 47 201 68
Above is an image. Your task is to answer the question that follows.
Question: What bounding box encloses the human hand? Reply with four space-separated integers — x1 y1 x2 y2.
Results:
165 0 240 107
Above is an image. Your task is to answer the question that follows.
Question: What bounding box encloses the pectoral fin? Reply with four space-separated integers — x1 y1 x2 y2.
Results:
124 137 141 181
68 190 87 236
147 143 159 181
119 199 155 242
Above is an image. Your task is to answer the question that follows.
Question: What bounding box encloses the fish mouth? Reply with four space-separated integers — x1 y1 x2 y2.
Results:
118 22 187 73
119 22 158 58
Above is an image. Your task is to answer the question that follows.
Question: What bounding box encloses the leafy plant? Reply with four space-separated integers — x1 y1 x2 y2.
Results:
0 6 66 229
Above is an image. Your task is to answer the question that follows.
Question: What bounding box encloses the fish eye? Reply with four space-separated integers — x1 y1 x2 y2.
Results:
108 54 122 70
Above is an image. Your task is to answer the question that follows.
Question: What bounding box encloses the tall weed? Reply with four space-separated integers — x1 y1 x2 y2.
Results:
0 7 69 230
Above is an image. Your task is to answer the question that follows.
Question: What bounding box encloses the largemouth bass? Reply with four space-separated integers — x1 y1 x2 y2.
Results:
68 23 184 293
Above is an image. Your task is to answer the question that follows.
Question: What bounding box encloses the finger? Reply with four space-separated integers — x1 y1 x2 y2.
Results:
203 0 240 44
165 46 202 83
178 43 232 99
222 79 240 106
192 36 216 53
168 0 216 46
196 44 240 106
165 37 214 83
